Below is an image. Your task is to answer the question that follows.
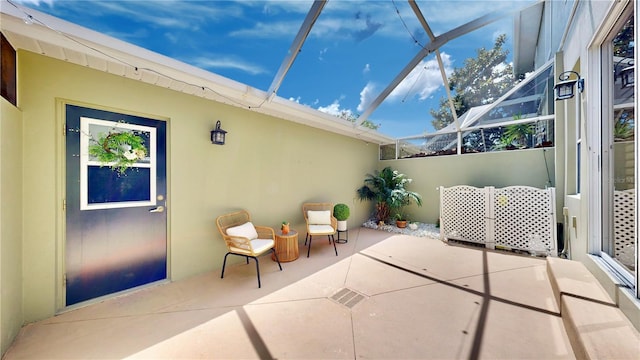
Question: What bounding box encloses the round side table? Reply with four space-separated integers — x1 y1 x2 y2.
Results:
272 229 299 262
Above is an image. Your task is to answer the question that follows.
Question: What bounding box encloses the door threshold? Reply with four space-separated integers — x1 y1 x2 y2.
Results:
57 279 171 315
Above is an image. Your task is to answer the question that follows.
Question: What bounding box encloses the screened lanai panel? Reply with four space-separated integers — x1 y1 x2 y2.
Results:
473 64 554 126
17 0 539 139
372 51 448 137
370 1 529 137
276 1 426 129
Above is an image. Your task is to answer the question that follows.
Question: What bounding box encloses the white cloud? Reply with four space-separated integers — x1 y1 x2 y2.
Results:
317 99 355 119
15 0 55 6
317 101 342 116
357 82 377 112
387 53 453 102
319 48 328 61
164 32 179 44
229 20 301 38
363 63 371 74
418 0 534 33
192 56 268 75
259 1 315 16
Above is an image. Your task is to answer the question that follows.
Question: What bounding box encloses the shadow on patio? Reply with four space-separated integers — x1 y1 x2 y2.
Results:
4 227 575 359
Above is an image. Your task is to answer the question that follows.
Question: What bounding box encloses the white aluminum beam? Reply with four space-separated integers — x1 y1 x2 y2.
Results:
266 0 326 101
409 0 461 134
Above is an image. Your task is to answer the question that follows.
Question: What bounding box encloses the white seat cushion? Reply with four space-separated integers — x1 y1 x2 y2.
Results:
229 238 274 255
226 222 258 240
308 224 335 235
307 210 331 225
250 239 275 254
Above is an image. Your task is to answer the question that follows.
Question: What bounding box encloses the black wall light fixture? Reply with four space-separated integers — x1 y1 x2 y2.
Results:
619 60 634 89
554 71 584 100
211 120 227 145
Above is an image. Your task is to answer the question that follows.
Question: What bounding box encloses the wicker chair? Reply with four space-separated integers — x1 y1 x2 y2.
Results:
215 210 282 288
302 203 338 257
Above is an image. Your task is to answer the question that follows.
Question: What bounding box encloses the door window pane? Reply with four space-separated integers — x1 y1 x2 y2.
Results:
80 117 157 210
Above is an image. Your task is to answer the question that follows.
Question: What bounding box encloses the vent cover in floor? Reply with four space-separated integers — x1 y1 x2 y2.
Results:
330 288 366 309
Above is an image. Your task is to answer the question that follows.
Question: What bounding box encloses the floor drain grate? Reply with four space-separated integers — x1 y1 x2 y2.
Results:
330 288 366 309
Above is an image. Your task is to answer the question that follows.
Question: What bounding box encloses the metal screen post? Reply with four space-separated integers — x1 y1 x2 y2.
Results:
485 186 496 249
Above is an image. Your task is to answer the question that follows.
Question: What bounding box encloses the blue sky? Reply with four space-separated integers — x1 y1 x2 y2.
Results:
14 0 534 138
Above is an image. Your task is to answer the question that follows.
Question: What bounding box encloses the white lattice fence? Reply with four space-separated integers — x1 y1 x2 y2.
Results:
440 186 487 244
493 186 556 255
440 185 557 256
614 189 635 268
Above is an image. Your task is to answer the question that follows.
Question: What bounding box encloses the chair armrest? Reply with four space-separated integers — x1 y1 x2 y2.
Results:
331 216 337 229
225 235 252 251
254 226 275 239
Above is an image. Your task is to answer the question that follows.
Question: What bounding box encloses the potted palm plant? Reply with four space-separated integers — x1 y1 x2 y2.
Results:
502 122 534 149
333 203 350 231
356 166 422 224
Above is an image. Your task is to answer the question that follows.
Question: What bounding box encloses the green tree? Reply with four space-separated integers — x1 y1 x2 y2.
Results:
612 16 634 58
337 110 379 130
430 34 517 130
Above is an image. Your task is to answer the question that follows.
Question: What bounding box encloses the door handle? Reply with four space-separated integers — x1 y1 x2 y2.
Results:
149 206 165 213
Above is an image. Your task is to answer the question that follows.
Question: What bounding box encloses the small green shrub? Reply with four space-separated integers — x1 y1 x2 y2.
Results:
333 203 350 221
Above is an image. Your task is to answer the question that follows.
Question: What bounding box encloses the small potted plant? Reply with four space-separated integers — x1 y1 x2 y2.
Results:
281 221 290 234
333 203 350 231
394 212 408 228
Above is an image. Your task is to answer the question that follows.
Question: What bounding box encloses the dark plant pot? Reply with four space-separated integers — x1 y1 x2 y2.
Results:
396 220 407 228
535 141 554 148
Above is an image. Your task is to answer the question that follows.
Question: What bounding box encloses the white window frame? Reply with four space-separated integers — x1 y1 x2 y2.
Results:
79 117 157 210
587 2 638 296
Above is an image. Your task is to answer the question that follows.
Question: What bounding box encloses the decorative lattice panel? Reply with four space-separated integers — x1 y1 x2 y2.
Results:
440 186 486 244
613 189 635 268
493 186 556 255
440 185 557 256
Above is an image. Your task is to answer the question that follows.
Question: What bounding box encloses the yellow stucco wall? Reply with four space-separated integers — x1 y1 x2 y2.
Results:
383 148 557 223
0 97 23 355
18 51 378 322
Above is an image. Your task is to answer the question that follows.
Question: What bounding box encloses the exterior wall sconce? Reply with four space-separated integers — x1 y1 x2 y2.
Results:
554 71 584 100
210 120 227 145
619 60 634 89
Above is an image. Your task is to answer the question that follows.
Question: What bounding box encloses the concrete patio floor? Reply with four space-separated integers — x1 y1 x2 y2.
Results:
4 227 576 359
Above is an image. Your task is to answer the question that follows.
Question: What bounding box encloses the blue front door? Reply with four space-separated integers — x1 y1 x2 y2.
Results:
65 104 167 306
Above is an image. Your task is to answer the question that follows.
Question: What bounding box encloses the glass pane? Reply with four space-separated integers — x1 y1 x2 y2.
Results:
607 14 635 274
464 119 553 153
461 129 490 153
380 143 397 160
474 65 554 126
80 117 157 210
87 167 151 204
399 133 458 158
